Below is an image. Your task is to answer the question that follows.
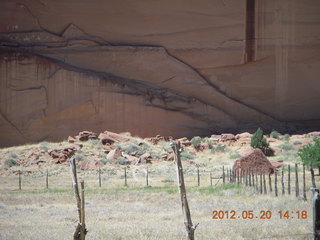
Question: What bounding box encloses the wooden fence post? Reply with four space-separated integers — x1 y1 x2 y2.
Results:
312 188 320 240
124 167 128 187
197 167 200 187
171 141 198 240
288 164 291 195
274 170 278 197
252 170 255 188
222 166 225 185
210 172 212 187
248 169 252 187
311 167 317 188
281 168 285 195
98 168 101 187
268 173 272 192
237 169 240 184
146 166 149 187
245 170 248 186
255 170 258 192
295 163 299 198
46 169 49 189
263 173 267 194
260 170 263 194
303 164 307 201
70 157 87 240
18 170 21 191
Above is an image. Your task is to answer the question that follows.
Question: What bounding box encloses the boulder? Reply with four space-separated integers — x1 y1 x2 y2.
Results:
139 153 152 164
98 131 132 145
79 160 103 170
48 145 78 163
233 149 275 175
221 134 236 141
106 148 121 161
147 135 173 145
77 131 98 141
235 132 252 139
308 131 320 136
67 136 76 143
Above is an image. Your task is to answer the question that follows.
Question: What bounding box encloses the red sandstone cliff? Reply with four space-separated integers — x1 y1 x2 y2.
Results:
0 0 320 147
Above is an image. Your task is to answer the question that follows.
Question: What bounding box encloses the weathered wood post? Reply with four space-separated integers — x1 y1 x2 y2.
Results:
18 170 21 191
229 169 231 183
248 169 252 187
70 157 87 240
303 164 307 201
263 173 267 194
222 166 225 185
210 172 213 187
252 170 255 187
124 166 128 187
295 163 299 198
268 172 272 193
197 167 200 187
146 166 149 187
245 170 248 186
281 168 285 195
288 164 291 195
312 166 317 188
255 170 258 192
237 169 240 184
274 169 278 197
80 181 86 240
260 170 263 194
171 141 198 240
46 169 49 189
312 188 320 240
98 168 101 188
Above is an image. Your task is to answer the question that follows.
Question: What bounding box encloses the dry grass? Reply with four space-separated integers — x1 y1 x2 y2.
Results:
0 133 318 239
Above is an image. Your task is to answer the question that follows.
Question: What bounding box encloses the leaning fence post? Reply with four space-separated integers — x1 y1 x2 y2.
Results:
171 141 198 240
312 188 320 240
303 164 307 201
295 163 299 198
70 157 87 240
288 164 291 195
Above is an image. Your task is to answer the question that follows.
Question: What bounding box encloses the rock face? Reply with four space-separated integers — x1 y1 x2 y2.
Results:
0 0 320 147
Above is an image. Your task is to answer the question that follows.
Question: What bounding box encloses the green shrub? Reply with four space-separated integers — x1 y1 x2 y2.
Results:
118 157 127 165
9 153 19 159
211 144 227 153
251 128 269 150
191 136 202 149
282 134 290 141
270 130 281 139
229 153 242 159
75 154 87 162
280 143 294 151
298 138 320 166
4 158 19 168
181 151 194 161
293 141 302 145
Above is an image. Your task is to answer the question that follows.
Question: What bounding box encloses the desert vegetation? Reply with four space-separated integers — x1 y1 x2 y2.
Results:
0 130 319 239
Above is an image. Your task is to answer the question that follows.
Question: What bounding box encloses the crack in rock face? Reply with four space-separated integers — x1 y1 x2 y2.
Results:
0 0 320 146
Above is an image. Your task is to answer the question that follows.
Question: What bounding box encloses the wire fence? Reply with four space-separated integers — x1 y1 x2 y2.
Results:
0 163 318 200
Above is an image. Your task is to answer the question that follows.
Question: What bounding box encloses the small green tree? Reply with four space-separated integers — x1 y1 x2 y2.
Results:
251 128 269 151
298 138 320 167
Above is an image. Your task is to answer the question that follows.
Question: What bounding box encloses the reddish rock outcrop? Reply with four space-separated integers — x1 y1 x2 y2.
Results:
233 149 275 175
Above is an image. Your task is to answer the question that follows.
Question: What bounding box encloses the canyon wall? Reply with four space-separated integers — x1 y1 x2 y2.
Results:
0 0 319 147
